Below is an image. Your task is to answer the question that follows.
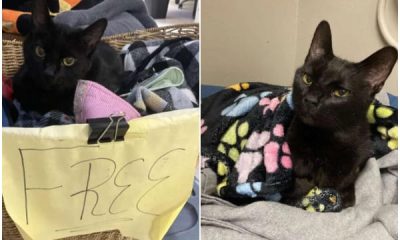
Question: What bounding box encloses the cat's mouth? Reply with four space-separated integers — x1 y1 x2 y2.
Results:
299 114 317 125
298 110 334 128
40 77 77 91
297 107 322 126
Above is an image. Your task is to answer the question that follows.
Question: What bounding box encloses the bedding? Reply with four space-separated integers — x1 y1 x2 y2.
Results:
201 150 398 240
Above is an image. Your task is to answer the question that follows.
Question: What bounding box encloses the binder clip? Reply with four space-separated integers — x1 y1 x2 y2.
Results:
87 114 129 144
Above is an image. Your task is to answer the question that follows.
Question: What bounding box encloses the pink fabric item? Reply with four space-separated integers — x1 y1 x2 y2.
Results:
280 155 292 169
74 80 141 123
264 141 279 173
273 124 284 137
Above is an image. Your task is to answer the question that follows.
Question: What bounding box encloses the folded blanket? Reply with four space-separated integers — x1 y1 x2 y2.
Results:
201 82 397 209
202 83 293 204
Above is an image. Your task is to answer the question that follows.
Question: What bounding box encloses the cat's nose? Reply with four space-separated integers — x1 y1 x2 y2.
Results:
304 95 319 106
44 65 56 77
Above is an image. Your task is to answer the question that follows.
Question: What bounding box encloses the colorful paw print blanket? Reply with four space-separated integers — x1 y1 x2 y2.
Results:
201 82 397 210
201 82 294 203
368 101 398 158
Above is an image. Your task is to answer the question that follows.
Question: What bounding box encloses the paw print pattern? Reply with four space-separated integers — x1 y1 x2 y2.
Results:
235 182 262 198
215 119 251 195
235 152 263 183
259 97 280 115
227 82 250 92
235 126 292 184
203 85 296 200
377 125 398 150
297 187 342 212
235 130 270 183
246 131 270 150
221 91 273 118
280 142 292 169
218 120 250 162
216 177 228 196
263 124 292 173
221 94 259 117
368 104 394 123
367 103 398 151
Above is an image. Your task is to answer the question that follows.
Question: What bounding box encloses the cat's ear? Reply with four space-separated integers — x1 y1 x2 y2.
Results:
80 19 107 53
32 0 52 30
358 47 397 95
306 21 333 62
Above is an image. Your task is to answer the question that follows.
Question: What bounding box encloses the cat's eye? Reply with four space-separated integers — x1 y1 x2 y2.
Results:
332 89 351 97
62 57 76 67
35 46 45 58
302 73 312 85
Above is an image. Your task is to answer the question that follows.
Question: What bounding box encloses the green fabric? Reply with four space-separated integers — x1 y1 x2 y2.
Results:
142 67 185 91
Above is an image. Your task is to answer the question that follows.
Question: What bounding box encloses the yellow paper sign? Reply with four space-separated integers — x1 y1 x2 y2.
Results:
3 109 199 240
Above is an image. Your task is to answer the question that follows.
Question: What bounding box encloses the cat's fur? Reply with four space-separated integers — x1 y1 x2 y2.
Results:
283 21 397 208
13 0 123 115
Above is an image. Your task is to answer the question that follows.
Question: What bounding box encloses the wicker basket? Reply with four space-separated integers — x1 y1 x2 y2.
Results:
2 23 199 240
2 23 199 78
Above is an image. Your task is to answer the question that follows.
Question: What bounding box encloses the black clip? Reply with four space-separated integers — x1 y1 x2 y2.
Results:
87 115 129 144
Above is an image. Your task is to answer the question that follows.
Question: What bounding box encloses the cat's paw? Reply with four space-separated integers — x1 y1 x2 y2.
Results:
297 187 342 212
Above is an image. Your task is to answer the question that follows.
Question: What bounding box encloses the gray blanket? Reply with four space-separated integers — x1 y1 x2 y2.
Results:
201 150 398 240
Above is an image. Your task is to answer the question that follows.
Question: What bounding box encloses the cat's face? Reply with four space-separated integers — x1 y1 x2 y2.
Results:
23 0 107 91
292 21 397 128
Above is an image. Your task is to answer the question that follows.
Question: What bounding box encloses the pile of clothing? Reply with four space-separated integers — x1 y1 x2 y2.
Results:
3 38 199 127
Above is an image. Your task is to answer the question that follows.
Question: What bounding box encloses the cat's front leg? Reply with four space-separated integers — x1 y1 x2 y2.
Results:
336 170 358 208
281 155 315 205
339 183 355 208
318 167 358 208
282 176 315 206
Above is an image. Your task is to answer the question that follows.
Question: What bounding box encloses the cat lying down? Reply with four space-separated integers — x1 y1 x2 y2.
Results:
201 21 398 211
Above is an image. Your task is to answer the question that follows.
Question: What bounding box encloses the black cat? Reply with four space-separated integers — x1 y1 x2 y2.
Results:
283 21 397 208
13 0 123 115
